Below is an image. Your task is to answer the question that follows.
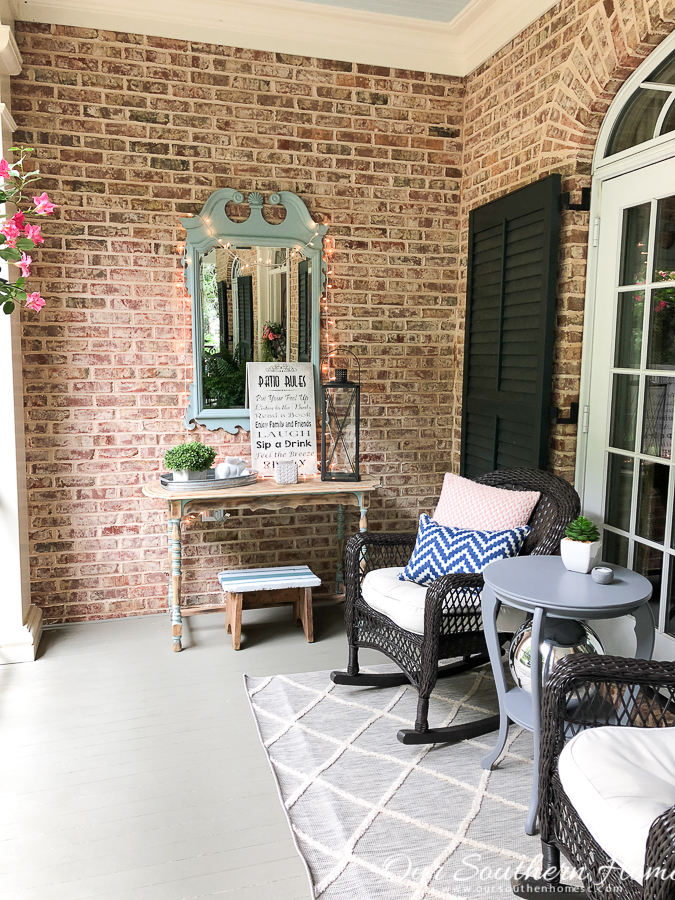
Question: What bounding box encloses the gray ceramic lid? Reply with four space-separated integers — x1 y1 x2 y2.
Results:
483 556 652 617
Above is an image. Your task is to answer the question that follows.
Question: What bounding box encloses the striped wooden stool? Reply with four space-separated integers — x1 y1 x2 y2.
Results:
217 566 321 650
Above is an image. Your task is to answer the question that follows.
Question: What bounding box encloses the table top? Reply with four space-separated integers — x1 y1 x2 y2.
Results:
142 473 380 502
483 555 652 617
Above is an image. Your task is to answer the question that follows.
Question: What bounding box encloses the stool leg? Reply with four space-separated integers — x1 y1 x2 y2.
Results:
225 592 233 635
292 591 302 628
231 592 243 650
302 587 314 643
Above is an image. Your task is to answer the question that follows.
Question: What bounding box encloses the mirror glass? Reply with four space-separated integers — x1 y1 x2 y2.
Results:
181 188 327 433
200 246 312 410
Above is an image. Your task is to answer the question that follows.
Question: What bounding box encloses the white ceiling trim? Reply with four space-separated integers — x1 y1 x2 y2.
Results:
14 0 558 76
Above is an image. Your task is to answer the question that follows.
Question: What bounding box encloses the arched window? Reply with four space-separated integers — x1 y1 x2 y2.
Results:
606 50 675 157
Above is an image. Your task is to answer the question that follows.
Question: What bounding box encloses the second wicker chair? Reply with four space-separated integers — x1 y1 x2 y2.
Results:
330 467 580 745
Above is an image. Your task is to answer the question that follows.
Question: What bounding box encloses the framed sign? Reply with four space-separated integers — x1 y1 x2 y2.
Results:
247 362 317 475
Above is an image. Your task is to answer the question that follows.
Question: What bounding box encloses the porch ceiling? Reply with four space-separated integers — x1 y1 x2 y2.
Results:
15 0 558 76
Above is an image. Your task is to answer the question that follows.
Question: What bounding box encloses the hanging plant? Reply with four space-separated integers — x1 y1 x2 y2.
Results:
0 147 55 314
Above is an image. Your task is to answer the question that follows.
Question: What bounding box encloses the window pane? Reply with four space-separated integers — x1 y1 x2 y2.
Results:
619 203 650 286
666 562 675 636
659 100 675 136
642 376 675 458
606 89 669 156
646 53 675 85
653 196 675 282
610 374 639 452
636 460 669 543
648 288 675 369
614 291 644 368
605 453 634 532
603 530 629 567
634 542 663 615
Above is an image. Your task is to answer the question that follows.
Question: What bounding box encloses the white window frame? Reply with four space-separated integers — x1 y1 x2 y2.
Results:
576 30 675 502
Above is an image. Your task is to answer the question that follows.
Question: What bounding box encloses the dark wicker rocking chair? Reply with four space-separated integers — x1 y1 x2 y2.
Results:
330 467 580 745
526 654 675 900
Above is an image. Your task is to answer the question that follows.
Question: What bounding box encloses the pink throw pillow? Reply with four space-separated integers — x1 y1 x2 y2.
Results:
433 472 540 531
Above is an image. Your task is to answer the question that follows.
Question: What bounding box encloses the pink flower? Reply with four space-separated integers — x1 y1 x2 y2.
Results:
23 223 43 244
656 300 669 312
14 251 31 278
10 210 24 230
32 192 55 216
25 292 45 312
1 222 20 247
0 159 11 178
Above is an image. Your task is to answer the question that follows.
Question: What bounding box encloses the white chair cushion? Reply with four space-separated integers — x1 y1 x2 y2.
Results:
361 567 525 636
558 725 675 883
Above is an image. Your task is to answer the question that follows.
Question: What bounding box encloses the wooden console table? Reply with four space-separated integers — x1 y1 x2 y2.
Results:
142 474 380 651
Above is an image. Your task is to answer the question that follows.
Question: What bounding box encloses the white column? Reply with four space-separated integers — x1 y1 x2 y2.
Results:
0 18 42 663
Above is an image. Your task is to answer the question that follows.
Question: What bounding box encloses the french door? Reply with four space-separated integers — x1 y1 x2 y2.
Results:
584 157 675 647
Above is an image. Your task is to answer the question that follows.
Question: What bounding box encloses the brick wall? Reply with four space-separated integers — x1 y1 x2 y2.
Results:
12 0 675 623
457 0 675 481
11 24 464 622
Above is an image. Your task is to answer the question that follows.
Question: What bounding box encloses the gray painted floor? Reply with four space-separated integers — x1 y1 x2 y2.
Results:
0 604 386 900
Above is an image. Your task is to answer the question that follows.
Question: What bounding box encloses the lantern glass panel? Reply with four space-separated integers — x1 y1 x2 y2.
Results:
321 382 360 481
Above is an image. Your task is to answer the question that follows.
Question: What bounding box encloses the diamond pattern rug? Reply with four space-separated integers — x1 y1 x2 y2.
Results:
245 663 545 899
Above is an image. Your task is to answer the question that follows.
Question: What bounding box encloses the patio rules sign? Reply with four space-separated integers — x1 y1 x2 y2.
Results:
247 362 317 476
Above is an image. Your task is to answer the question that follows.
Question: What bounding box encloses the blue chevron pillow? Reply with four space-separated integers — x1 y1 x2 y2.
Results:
399 514 530 586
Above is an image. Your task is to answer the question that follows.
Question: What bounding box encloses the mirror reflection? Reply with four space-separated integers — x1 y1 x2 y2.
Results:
200 246 313 409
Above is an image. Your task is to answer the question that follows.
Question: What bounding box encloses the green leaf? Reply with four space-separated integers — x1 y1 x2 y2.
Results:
3 301 14 314
0 248 21 261
15 276 24 288
15 238 35 251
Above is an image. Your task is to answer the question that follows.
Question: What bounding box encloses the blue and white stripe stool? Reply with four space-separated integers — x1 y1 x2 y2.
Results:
217 565 321 650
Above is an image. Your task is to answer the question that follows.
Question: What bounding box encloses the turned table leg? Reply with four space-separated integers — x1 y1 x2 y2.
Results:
359 493 369 532
335 503 345 593
170 515 183 652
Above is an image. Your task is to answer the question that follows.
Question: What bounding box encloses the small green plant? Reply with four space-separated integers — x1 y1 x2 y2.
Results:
164 442 216 472
565 516 600 543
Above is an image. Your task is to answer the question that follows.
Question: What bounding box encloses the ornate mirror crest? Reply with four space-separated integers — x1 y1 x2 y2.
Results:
180 189 329 433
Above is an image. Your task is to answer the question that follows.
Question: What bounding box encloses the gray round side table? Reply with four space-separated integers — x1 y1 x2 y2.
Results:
481 555 654 835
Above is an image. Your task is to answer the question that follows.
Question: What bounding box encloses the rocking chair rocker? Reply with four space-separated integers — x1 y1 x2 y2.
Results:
330 467 580 745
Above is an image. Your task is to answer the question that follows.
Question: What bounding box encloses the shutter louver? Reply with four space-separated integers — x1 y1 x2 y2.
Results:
298 260 310 363
461 175 561 477
237 275 254 362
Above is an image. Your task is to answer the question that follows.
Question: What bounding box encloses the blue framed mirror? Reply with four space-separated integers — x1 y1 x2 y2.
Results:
181 189 328 433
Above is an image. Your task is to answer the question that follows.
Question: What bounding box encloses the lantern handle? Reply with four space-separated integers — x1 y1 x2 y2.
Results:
320 347 361 384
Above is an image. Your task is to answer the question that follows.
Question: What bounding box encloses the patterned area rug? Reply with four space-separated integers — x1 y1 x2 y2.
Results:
245 664 544 900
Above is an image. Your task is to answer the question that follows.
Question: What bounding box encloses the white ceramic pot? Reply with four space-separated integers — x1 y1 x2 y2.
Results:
560 537 602 574
172 469 211 482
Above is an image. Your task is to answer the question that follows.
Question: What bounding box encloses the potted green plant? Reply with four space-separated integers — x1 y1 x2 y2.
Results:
164 442 217 482
560 516 602 574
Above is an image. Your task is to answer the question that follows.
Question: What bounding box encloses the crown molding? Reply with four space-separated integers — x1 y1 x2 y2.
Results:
16 0 558 76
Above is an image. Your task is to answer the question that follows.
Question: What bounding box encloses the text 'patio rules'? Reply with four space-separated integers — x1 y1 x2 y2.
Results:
247 362 317 475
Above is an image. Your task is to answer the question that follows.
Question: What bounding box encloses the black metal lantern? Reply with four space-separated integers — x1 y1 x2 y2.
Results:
320 348 360 482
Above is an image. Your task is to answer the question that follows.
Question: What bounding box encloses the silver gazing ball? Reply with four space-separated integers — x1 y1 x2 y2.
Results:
508 618 604 693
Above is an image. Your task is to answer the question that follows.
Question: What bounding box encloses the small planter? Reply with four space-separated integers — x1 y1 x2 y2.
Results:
172 469 212 482
560 537 602 574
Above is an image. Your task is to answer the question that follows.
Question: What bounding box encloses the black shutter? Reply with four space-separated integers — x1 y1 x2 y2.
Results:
460 174 561 477
237 275 254 361
217 280 229 353
298 260 310 362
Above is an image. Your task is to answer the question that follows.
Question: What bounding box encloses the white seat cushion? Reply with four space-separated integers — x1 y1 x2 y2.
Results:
361 567 525 636
558 726 675 883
